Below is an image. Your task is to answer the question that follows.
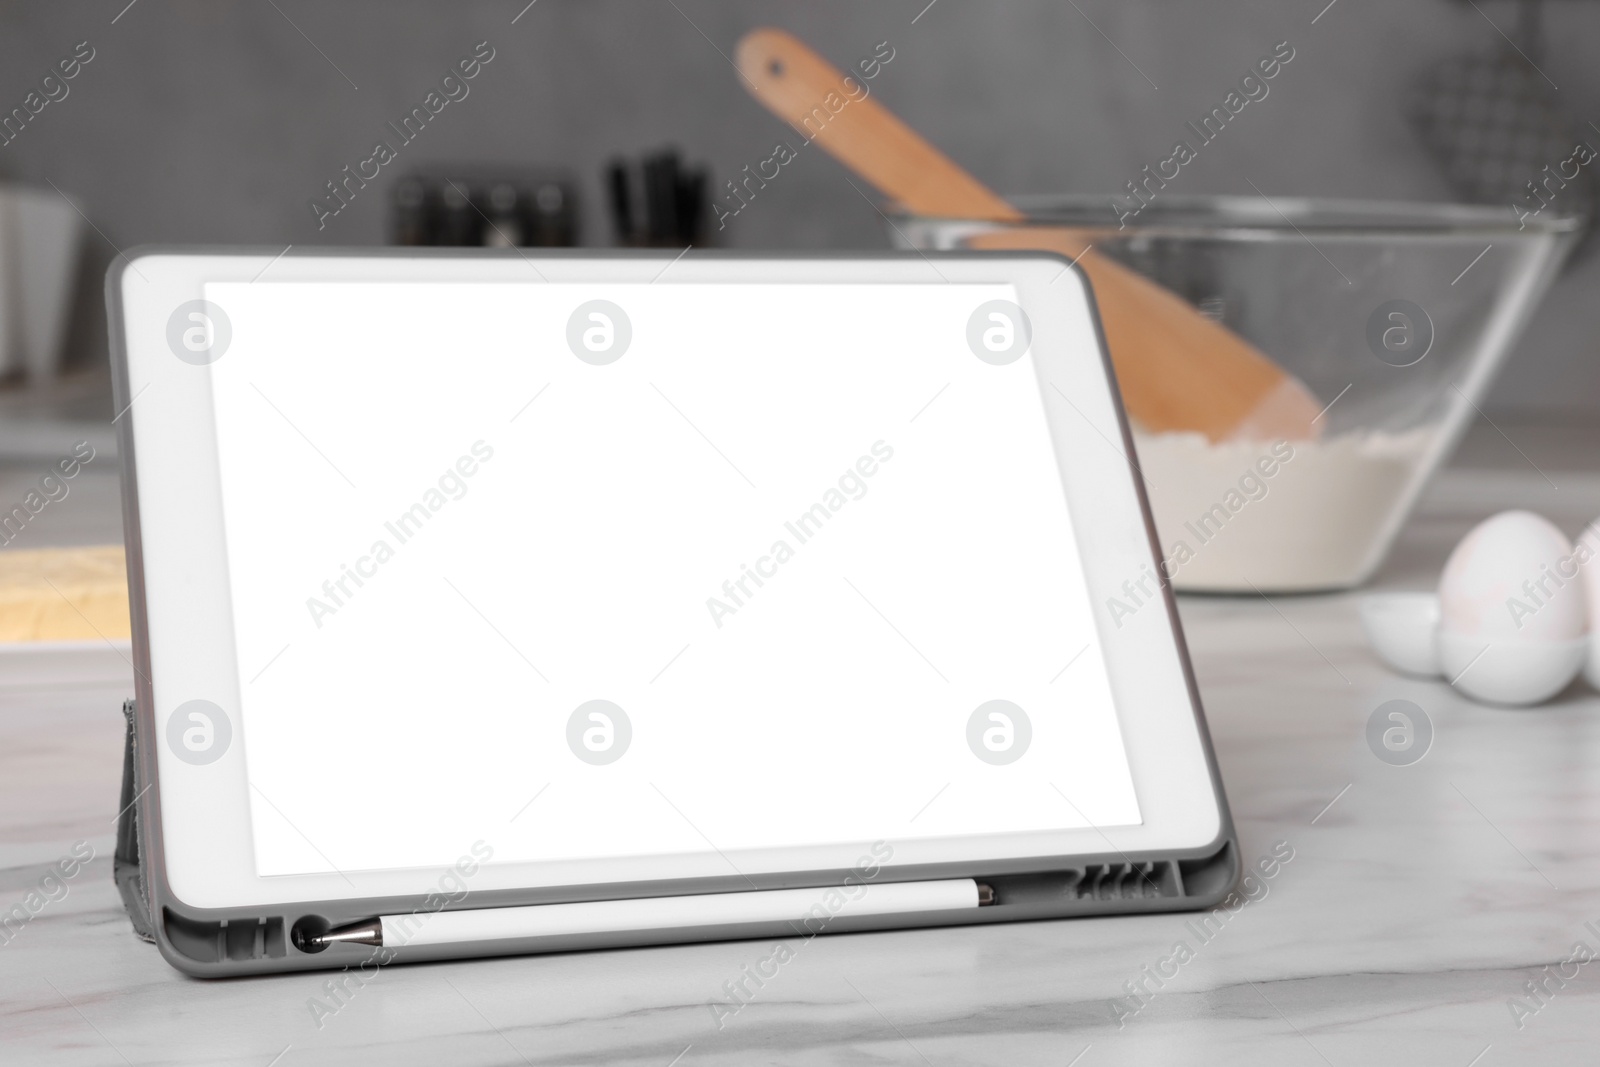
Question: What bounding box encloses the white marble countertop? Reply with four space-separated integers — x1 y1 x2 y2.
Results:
3 448 1600 1065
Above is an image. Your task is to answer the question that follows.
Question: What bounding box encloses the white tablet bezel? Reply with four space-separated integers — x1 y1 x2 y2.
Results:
114 249 1226 911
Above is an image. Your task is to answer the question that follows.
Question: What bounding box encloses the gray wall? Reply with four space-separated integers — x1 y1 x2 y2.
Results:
3 0 1598 416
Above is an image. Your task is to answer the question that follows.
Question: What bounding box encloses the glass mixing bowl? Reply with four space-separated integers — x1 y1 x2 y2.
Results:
891 195 1580 592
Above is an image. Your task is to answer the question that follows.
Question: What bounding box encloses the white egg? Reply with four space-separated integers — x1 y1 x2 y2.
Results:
1437 510 1588 706
1580 519 1600 689
1439 510 1586 641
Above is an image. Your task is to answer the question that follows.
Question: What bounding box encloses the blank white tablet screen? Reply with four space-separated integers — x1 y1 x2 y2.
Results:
203 280 1142 877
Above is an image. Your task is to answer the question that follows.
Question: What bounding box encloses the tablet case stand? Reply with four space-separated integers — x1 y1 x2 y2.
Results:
115 698 1241 976
115 699 156 945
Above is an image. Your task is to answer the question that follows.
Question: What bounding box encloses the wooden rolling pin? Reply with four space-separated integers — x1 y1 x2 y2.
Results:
0 545 131 642
734 28 1322 443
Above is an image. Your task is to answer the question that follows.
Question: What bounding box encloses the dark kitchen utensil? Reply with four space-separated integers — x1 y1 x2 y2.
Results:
605 148 708 247
1408 0 1597 257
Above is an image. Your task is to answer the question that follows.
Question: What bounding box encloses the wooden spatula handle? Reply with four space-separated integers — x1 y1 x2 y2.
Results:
735 29 1024 225
733 27 1321 443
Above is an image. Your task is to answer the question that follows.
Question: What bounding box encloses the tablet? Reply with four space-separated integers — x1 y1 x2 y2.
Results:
110 249 1235 975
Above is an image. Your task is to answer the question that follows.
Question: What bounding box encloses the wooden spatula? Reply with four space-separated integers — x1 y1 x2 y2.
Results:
734 28 1322 442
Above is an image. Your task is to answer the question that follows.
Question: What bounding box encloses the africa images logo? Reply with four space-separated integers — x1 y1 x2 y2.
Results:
167 299 232 365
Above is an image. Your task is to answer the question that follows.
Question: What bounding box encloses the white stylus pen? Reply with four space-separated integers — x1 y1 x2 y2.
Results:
308 878 994 950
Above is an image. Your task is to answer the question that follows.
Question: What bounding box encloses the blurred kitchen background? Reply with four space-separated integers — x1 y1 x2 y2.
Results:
0 0 1598 552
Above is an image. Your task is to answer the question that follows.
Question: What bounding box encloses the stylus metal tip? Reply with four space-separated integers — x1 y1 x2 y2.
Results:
310 919 383 948
977 883 995 906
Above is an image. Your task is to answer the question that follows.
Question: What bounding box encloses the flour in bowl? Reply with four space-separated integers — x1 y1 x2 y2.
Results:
1130 428 1437 592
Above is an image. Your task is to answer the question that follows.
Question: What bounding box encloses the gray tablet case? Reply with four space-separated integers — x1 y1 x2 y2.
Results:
115 696 1238 977
109 248 1240 977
